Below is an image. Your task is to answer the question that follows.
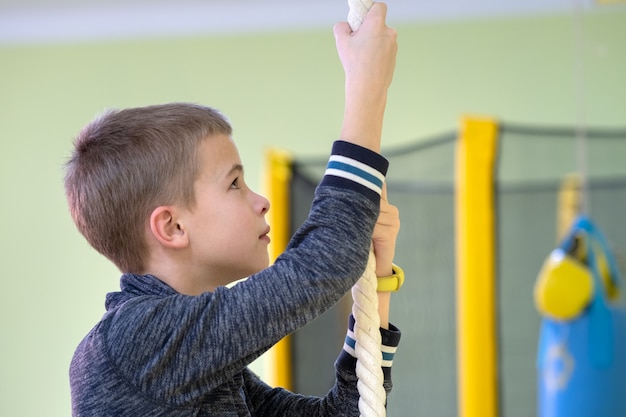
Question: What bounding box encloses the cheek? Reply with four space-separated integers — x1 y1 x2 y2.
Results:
211 198 255 237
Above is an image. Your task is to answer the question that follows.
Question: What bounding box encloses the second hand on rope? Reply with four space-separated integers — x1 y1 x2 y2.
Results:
347 2 386 417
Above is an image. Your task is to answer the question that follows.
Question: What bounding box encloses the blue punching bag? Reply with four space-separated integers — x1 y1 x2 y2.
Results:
535 216 626 417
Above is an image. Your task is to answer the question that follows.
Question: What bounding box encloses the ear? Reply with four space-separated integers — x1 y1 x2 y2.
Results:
149 206 189 249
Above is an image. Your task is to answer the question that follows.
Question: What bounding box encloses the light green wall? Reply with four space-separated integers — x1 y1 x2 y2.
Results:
1 9 624 416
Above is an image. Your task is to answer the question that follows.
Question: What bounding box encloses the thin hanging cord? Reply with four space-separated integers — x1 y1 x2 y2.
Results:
572 0 590 215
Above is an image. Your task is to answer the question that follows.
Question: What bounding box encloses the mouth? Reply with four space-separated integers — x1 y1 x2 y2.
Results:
260 226 271 243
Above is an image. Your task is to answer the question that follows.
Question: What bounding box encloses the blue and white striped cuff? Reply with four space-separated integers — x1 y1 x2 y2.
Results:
320 141 389 204
325 155 385 195
343 317 400 368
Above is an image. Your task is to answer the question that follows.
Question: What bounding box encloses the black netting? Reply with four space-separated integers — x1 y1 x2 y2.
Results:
496 124 626 417
285 124 626 416
289 133 458 417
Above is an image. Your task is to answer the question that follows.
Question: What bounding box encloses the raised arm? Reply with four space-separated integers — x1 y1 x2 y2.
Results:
333 2 397 153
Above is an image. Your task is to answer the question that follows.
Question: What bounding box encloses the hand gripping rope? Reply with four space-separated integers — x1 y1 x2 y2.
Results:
347 3 387 416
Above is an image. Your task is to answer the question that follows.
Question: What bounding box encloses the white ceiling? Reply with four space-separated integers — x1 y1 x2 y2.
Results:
0 0 619 44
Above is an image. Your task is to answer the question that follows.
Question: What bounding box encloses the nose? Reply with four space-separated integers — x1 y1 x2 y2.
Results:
254 191 270 215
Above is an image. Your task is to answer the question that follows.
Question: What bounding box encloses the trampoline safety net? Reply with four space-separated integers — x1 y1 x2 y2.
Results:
284 123 626 417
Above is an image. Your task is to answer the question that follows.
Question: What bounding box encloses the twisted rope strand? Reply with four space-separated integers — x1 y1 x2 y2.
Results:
347 0 374 31
351 246 385 417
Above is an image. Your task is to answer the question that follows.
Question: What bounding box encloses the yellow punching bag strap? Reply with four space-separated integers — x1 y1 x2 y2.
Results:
377 263 405 292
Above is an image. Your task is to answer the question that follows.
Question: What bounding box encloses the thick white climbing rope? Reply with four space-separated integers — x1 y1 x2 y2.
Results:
347 2 386 416
351 246 385 417
347 0 374 32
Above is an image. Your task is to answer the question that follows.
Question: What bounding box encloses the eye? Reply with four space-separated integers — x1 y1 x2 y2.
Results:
230 177 241 189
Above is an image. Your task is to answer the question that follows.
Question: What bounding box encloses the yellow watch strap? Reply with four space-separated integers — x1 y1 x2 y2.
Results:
377 263 405 292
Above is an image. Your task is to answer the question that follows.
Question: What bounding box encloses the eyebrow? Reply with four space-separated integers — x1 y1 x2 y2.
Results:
227 164 244 177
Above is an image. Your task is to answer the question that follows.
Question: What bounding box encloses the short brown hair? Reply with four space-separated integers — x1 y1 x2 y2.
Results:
64 103 233 273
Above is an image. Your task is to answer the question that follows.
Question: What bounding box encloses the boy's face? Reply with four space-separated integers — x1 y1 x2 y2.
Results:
180 134 271 288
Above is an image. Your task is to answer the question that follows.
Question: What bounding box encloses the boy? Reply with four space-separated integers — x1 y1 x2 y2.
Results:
65 3 401 416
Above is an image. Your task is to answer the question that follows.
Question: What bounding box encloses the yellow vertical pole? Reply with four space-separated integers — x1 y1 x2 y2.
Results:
455 116 499 417
262 148 293 389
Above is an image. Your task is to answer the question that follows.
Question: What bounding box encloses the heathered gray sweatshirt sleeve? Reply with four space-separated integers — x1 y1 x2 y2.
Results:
70 141 401 416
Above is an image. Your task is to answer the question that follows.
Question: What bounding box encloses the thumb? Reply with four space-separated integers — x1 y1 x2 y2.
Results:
333 21 352 39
